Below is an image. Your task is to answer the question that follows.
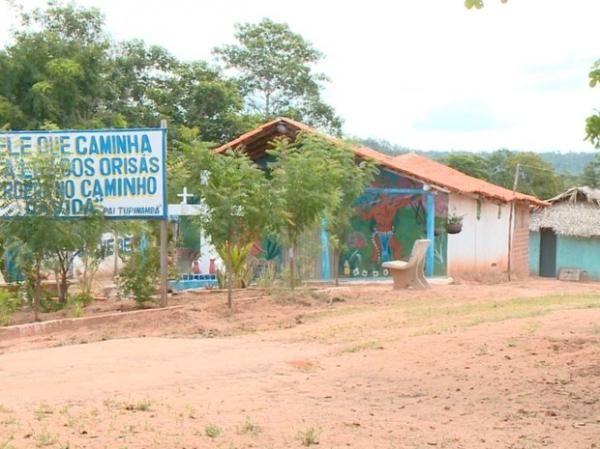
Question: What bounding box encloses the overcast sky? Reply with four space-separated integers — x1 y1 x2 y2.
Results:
1 0 599 152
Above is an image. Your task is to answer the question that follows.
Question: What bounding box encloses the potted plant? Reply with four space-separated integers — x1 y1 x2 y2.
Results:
446 212 464 234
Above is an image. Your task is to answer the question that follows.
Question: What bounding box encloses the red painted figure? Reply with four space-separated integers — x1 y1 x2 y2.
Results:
359 193 412 263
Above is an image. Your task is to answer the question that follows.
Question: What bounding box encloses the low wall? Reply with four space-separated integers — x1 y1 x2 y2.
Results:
0 305 183 341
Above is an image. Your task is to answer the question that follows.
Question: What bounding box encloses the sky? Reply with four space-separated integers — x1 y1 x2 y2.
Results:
1 0 599 152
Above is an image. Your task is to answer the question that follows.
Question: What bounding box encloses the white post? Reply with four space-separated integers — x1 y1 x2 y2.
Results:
507 163 520 281
159 119 169 307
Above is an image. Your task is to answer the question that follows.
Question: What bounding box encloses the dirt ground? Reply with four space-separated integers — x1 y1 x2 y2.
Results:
1 278 600 448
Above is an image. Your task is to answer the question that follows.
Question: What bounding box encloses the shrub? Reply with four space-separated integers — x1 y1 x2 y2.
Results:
237 418 262 436
204 423 221 438
297 427 320 446
117 247 160 305
69 302 84 318
0 289 21 326
69 292 94 306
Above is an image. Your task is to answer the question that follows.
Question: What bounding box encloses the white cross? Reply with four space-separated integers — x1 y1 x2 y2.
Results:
177 187 194 205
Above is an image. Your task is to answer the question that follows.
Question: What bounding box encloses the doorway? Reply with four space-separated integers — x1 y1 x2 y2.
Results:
539 228 557 277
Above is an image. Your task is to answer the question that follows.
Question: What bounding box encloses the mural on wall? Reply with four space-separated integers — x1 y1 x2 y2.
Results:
340 169 449 278
358 193 412 264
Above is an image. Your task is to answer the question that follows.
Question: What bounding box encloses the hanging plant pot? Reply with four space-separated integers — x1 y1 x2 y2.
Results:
446 222 463 234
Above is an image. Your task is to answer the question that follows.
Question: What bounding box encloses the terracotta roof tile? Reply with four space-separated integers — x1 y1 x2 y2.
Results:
214 117 547 206
387 152 546 205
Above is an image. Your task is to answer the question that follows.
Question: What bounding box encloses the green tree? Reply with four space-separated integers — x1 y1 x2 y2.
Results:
441 149 566 199
585 60 600 149
118 246 160 306
0 151 68 320
580 154 600 188
268 132 341 289
214 18 342 134
464 0 508 9
326 141 377 286
0 3 113 129
0 3 251 143
197 147 272 307
487 149 514 188
443 153 491 181
47 212 106 304
76 216 110 298
498 152 565 200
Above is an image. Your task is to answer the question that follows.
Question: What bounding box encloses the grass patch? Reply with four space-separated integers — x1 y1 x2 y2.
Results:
204 423 221 439
34 403 54 421
476 344 490 356
124 399 152 412
340 340 383 354
507 337 519 348
297 427 320 446
237 417 262 436
408 294 600 336
288 293 600 344
35 431 56 447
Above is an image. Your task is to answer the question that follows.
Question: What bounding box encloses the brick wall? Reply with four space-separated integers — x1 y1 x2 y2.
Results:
510 203 530 277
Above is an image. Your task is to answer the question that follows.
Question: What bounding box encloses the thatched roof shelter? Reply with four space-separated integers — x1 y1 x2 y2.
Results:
530 186 600 237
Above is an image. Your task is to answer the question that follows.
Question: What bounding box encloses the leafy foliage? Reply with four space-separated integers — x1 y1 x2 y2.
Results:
0 150 69 319
197 147 272 306
0 289 21 326
0 3 252 145
117 246 160 305
267 133 344 288
216 242 253 289
214 18 341 134
580 154 600 188
322 139 377 284
464 0 508 10
585 60 600 149
443 153 491 180
443 149 565 199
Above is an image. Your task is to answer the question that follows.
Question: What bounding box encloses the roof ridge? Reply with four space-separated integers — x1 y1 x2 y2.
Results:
213 118 547 206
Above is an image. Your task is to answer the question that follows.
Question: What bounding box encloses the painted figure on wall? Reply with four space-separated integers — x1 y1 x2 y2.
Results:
340 169 449 278
358 193 413 263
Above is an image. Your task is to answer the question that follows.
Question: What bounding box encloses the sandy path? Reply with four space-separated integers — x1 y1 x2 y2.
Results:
0 337 326 406
1 282 600 448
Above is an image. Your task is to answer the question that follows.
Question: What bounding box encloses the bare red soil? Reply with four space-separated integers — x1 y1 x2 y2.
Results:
1 279 600 448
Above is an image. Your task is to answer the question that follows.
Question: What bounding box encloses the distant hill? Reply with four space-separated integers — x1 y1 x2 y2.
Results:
354 138 596 176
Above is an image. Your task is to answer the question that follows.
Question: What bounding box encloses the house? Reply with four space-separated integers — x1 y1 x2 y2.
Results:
530 186 600 280
215 117 546 281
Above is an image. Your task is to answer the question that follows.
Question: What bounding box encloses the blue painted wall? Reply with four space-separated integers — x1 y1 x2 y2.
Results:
529 231 600 279
556 235 600 279
529 231 540 275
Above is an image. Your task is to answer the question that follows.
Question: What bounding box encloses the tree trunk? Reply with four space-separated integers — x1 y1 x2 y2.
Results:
113 231 119 279
56 252 69 304
33 259 42 322
226 243 233 309
59 268 69 304
82 256 90 296
334 250 340 287
289 240 296 291
54 266 62 303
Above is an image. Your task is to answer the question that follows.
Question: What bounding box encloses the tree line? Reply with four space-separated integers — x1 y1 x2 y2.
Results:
359 137 600 199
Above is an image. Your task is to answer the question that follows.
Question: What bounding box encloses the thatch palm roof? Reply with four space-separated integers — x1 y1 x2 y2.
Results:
530 186 600 237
